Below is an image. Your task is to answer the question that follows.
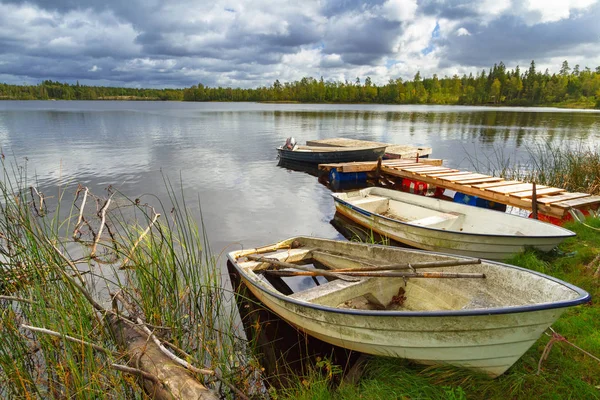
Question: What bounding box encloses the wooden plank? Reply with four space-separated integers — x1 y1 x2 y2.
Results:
555 195 600 209
488 183 548 194
473 180 520 189
438 173 490 182
536 192 591 204
456 177 503 185
509 187 565 198
427 170 470 177
379 165 570 217
401 166 453 173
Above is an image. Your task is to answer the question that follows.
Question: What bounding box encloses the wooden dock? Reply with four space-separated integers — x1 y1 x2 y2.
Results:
306 138 432 159
319 161 600 219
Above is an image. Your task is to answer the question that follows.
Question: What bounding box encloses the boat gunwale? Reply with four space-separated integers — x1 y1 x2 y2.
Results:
227 238 591 318
330 190 576 240
276 145 388 154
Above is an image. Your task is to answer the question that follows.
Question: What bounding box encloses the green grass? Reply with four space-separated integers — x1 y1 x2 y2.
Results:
275 220 600 399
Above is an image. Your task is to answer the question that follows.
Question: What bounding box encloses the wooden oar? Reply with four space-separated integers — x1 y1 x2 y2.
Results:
332 259 482 273
312 250 481 272
265 270 485 279
266 270 485 279
246 254 361 282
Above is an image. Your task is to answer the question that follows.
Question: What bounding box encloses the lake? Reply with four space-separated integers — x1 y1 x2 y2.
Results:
0 101 599 252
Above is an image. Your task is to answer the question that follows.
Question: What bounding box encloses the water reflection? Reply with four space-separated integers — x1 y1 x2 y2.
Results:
0 101 598 254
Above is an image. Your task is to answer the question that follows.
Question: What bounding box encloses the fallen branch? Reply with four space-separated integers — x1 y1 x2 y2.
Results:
73 186 89 240
91 195 113 257
111 363 162 386
21 324 118 357
112 291 215 376
107 313 218 400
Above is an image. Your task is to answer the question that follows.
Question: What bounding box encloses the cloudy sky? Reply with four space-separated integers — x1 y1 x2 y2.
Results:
1 0 599 89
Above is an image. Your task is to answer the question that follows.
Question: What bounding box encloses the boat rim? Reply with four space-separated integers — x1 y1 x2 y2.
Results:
276 145 388 152
227 239 590 318
330 192 576 240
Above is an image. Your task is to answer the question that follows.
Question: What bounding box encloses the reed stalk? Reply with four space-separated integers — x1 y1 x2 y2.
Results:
0 160 259 398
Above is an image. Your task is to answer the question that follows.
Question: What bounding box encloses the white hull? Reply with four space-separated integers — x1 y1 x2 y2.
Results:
228 237 589 377
245 281 564 376
332 187 575 260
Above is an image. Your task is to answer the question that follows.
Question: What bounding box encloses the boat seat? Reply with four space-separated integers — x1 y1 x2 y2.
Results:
288 279 364 302
411 212 461 227
351 196 389 213
353 195 388 205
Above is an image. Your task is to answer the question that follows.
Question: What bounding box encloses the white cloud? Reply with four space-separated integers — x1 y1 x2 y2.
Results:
525 0 596 23
382 0 418 21
89 65 101 72
456 27 471 36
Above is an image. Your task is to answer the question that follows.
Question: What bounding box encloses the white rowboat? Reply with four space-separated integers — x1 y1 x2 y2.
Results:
227 237 590 377
331 187 575 260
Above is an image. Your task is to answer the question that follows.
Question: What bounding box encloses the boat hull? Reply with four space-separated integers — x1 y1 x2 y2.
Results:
228 237 590 377
277 146 386 164
332 188 575 260
241 276 564 377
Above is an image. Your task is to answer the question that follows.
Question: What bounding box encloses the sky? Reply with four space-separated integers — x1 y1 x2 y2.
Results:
1 0 599 89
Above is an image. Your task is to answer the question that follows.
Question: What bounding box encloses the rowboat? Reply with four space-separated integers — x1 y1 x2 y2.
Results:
227 236 590 377
277 144 387 164
331 187 575 260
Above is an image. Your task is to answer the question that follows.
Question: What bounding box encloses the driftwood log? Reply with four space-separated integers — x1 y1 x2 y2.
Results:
107 314 218 400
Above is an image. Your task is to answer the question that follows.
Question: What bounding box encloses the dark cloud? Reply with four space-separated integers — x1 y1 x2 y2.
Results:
435 4 600 68
0 0 599 88
323 16 402 65
417 0 478 19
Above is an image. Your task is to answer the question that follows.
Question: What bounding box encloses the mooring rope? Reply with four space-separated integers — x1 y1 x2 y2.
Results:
537 327 600 375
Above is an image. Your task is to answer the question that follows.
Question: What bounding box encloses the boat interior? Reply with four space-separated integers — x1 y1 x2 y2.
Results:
350 194 467 231
336 188 569 236
233 238 580 313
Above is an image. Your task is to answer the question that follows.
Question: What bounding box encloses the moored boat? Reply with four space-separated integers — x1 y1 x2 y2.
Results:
331 187 575 260
227 236 590 377
277 144 387 164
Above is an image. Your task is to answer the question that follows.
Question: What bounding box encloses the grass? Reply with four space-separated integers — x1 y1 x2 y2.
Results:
0 161 258 398
274 219 600 399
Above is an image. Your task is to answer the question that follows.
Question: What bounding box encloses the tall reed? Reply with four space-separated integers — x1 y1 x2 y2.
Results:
0 160 257 398
467 142 600 194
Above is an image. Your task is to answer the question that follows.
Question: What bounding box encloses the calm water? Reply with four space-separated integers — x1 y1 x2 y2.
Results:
1 101 599 252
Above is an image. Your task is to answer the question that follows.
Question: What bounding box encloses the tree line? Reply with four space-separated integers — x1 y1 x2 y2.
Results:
2 61 599 108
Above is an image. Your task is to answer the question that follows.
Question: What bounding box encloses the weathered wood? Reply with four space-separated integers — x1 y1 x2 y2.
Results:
487 183 547 194
266 270 486 279
556 195 600 208
319 158 442 171
107 315 218 400
473 180 521 189
509 187 565 198
378 166 569 217
427 170 469 177
532 182 538 220
456 177 503 185
312 250 481 272
440 173 491 182
306 138 433 158
536 192 590 204
246 254 360 282
402 166 451 173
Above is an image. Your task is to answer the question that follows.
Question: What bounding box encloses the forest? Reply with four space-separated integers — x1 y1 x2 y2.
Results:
1 61 599 108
